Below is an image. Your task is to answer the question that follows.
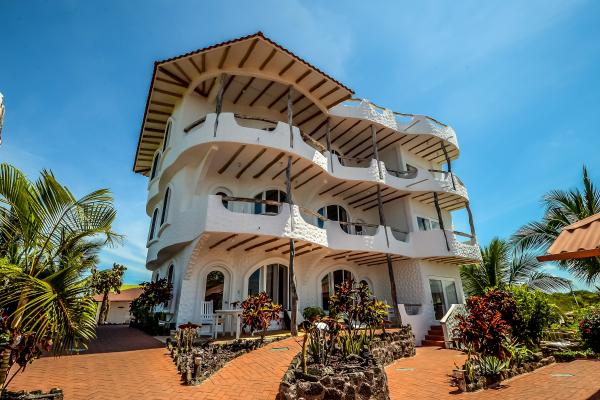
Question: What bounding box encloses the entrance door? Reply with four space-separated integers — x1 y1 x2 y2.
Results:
429 278 459 320
205 270 226 310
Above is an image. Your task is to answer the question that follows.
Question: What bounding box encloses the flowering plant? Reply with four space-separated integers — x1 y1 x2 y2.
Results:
579 307 600 353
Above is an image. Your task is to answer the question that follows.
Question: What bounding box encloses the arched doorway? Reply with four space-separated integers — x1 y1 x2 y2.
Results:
321 269 353 311
204 270 226 310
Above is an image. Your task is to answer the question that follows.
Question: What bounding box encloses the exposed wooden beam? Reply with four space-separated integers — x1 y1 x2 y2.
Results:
253 152 285 179
308 119 328 137
218 46 231 69
272 157 299 180
338 125 370 150
154 88 182 98
265 241 290 253
309 79 327 93
236 148 267 179
282 243 311 254
296 246 322 257
188 57 202 74
150 100 175 107
244 237 280 252
233 77 255 104
290 164 313 181
156 77 187 88
158 66 189 86
331 120 361 144
332 182 363 197
296 110 322 127
249 81 275 107
318 184 338 196
295 171 323 190
227 235 259 251
316 119 344 141
238 38 259 68
295 70 311 84
218 145 246 174
173 62 191 82
268 88 288 109
323 251 351 259
279 60 295 76
318 87 339 100
259 49 277 70
209 234 237 250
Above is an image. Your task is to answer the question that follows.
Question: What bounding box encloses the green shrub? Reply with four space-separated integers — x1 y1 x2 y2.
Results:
553 349 598 362
579 306 600 353
507 286 554 347
302 306 325 321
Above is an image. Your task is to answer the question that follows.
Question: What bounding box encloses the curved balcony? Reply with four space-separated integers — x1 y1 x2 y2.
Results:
328 99 459 152
147 112 468 213
147 194 481 267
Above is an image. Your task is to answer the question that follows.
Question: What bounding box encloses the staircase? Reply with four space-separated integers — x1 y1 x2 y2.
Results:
421 325 445 348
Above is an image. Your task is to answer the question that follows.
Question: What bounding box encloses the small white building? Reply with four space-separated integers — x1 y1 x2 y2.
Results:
132 32 481 344
93 288 142 325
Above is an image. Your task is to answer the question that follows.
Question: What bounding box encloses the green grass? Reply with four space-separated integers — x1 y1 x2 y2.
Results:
547 290 600 314
120 283 141 291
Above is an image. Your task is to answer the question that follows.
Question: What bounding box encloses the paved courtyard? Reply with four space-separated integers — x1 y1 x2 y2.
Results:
8 326 600 399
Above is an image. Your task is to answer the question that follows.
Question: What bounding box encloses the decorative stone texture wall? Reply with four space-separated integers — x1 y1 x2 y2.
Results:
276 328 415 400
392 259 423 305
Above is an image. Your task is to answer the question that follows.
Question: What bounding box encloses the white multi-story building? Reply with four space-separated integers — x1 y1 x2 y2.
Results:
133 33 481 344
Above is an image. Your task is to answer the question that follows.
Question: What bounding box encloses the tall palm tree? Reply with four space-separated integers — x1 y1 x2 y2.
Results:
513 166 600 284
0 163 121 388
461 238 570 296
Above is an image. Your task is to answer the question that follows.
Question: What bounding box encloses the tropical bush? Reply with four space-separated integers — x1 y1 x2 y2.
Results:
91 263 126 324
240 292 282 342
455 289 516 360
129 278 172 335
508 286 556 346
579 307 600 353
302 306 325 322
0 164 120 388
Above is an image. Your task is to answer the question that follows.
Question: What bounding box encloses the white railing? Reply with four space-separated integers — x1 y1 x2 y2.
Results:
440 303 467 349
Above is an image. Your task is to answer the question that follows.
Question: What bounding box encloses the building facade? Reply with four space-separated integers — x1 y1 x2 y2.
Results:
133 33 481 344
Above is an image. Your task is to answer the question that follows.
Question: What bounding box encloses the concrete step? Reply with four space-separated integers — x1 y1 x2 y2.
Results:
425 334 445 341
421 339 445 348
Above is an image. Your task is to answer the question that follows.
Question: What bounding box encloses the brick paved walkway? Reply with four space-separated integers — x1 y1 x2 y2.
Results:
8 325 302 400
386 346 600 400
8 326 600 399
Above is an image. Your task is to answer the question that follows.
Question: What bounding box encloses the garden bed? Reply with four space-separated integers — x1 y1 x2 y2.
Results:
454 353 556 392
166 335 286 385
276 328 415 400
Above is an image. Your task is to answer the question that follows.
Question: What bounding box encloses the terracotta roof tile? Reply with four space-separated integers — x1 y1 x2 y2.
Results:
93 287 142 302
538 212 600 261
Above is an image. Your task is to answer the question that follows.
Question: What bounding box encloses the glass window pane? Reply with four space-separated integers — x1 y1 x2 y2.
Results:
417 217 428 231
205 271 224 310
444 281 459 306
431 220 440 230
266 264 275 300
321 275 330 311
248 268 261 296
429 279 445 320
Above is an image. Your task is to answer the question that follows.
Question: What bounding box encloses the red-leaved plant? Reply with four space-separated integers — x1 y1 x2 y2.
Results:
454 289 516 360
241 292 282 343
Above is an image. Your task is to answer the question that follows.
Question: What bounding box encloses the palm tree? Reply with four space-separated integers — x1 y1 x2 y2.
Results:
461 238 570 296
513 166 600 284
0 163 121 388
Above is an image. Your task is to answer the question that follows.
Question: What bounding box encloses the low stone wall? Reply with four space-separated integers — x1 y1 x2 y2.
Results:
277 327 416 400
0 389 63 400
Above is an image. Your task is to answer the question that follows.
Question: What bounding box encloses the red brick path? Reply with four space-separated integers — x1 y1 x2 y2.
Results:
386 346 600 400
8 326 600 399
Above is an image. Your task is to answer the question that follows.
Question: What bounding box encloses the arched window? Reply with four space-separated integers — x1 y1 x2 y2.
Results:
148 208 159 240
205 270 225 310
163 121 172 151
317 205 350 233
321 269 353 311
160 188 171 226
247 263 289 309
254 190 287 215
216 191 230 209
150 152 161 180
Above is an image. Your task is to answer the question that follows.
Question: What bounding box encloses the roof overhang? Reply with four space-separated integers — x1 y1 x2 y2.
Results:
133 32 354 174
537 213 600 262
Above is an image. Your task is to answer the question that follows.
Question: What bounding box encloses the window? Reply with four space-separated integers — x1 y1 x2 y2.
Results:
247 264 289 309
163 121 172 151
254 190 287 215
318 205 349 233
167 264 174 287
150 152 161 180
417 216 439 231
160 188 171 226
215 188 232 210
321 269 353 311
148 208 159 240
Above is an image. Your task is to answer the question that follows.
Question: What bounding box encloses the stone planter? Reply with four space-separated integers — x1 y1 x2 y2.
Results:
277 328 416 400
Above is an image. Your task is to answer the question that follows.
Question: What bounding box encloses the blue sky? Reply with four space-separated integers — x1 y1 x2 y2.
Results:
1 1 599 289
